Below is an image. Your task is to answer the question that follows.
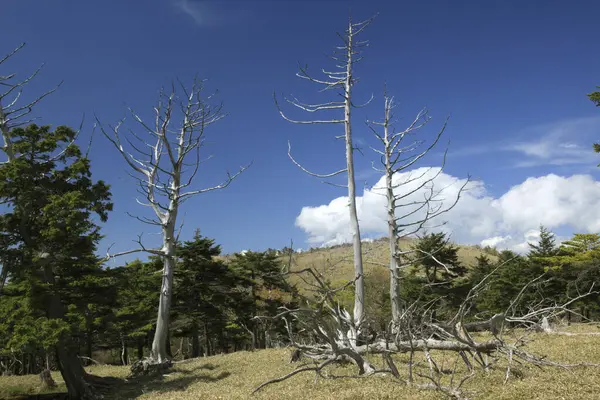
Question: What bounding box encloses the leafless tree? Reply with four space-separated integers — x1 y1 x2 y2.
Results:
367 92 470 327
97 77 250 364
275 15 376 338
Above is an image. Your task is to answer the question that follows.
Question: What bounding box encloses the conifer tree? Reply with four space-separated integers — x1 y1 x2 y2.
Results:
0 124 112 398
528 225 557 258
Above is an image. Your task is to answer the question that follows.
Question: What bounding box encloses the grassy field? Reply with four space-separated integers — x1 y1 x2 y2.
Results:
3 324 600 400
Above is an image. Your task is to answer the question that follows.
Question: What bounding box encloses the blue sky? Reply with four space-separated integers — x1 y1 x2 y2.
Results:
2 0 600 261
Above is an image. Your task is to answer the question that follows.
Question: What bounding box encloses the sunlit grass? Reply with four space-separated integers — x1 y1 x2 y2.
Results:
3 324 600 399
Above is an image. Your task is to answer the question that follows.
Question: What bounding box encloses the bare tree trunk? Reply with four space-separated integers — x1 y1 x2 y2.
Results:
120 334 128 366
191 323 200 358
275 17 375 334
385 153 401 324
343 28 365 327
204 322 211 356
98 79 248 366
152 221 176 362
368 93 466 327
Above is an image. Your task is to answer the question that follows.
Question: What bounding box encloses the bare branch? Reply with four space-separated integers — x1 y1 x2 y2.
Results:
288 141 347 178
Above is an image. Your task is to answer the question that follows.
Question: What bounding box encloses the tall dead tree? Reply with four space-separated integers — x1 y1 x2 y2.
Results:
275 15 375 337
367 93 469 327
98 78 249 364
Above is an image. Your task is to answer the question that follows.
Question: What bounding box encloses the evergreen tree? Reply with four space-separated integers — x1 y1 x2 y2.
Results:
172 231 238 357
411 232 467 284
228 251 297 349
403 232 467 321
528 225 557 258
0 124 112 398
559 233 600 254
110 257 161 363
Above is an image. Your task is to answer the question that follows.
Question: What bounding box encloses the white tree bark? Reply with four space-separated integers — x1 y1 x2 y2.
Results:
98 79 249 363
275 16 375 334
367 94 470 326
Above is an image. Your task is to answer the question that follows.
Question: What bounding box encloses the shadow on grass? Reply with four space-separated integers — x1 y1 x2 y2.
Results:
110 368 231 399
6 364 231 400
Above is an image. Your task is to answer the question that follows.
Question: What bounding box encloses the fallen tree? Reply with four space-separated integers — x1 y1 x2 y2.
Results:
253 263 600 399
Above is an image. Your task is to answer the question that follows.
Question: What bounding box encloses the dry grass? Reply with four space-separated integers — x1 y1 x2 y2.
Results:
286 238 494 293
3 324 600 399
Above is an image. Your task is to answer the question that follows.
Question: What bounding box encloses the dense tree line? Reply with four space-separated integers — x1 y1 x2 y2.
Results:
378 227 600 328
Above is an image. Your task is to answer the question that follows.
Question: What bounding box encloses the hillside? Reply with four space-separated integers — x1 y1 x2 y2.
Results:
287 237 495 285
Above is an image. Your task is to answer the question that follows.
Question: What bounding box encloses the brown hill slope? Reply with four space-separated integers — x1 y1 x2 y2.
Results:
289 237 493 282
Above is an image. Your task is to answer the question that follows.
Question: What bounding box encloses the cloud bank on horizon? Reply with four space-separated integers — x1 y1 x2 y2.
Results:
295 168 600 253
296 115 600 253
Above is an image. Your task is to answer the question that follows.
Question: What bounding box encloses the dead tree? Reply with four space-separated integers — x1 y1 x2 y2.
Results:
367 92 470 328
97 78 250 365
275 15 376 338
254 261 600 399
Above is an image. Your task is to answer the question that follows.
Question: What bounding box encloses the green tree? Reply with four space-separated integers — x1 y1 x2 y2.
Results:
559 233 600 255
0 124 112 398
528 225 557 258
172 231 238 357
403 232 467 321
411 232 467 284
587 87 600 156
109 257 161 364
228 251 297 349
588 87 600 107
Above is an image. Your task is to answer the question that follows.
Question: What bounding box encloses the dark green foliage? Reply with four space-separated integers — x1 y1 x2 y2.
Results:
401 232 467 321
227 251 297 349
0 124 112 378
589 87 600 107
171 231 239 356
109 257 161 362
528 225 557 258
411 232 467 284
466 252 545 317
588 87 600 160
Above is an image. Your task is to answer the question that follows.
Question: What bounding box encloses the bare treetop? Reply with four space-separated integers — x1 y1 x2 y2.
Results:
0 43 62 162
97 77 250 236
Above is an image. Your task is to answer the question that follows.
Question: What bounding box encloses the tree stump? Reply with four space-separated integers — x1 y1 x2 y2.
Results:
128 358 172 378
39 369 57 389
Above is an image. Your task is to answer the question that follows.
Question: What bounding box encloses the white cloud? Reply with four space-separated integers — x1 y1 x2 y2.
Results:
449 116 600 168
174 0 249 27
480 235 511 248
296 167 600 254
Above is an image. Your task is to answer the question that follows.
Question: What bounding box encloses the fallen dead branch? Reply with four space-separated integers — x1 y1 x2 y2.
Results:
252 263 600 398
